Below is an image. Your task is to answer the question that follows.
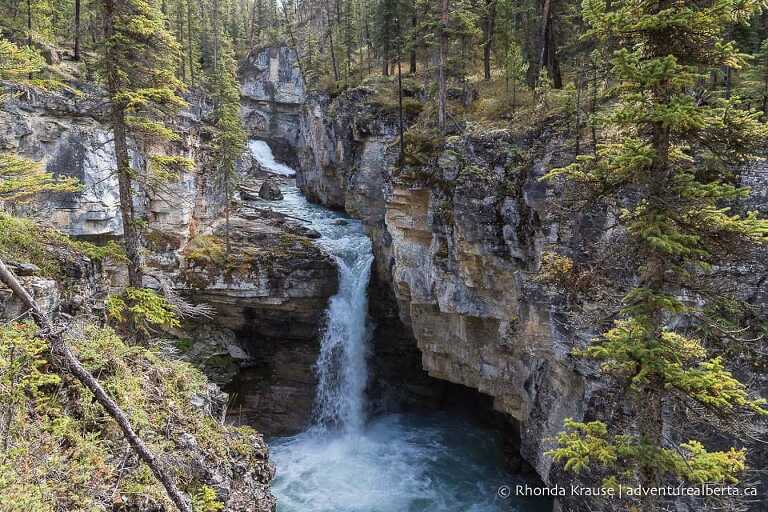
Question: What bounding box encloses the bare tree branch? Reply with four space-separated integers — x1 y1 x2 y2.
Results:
0 257 192 512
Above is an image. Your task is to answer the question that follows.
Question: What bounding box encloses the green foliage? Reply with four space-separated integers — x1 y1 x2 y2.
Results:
148 154 196 184
534 67 553 109
0 38 80 202
210 42 246 191
0 37 44 96
543 0 768 492
192 485 224 512
184 234 226 268
106 287 181 334
504 41 528 110
101 0 190 197
536 251 574 285
548 419 748 486
0 322 265 510
0 322 61 410
0 153 81 202
0 213 124 276
402 126 445 167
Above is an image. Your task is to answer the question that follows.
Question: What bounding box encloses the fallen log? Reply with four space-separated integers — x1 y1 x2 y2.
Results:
0 258 192 512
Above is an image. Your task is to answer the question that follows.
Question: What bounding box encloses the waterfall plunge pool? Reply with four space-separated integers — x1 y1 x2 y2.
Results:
248 141 553 512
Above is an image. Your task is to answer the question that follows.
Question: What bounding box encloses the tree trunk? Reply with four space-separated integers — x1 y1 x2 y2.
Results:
74 0 81 61
511 80 516 114
176 0 185 80
396 20 405 168
409 7 417 74
344 0 352 84
224 166 231 261
325 0 340 81
0 258 192 512
187 0 195 85
590 58 598 156
762 66 768 117
382 5 390 77
538 0 562 88
104 0 143 289
574 61 583 156
212 0 220 68
437 0 448 132
26 0 32 79
483 0 497 80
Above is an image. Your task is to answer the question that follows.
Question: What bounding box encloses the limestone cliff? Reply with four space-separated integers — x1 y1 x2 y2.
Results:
287 75 768 510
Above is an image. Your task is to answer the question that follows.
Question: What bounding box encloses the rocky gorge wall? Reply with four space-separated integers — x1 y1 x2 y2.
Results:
274 55 768 510
1 62 341 439
292 84 591 492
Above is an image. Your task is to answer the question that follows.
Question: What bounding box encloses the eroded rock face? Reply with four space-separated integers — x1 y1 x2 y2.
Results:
0 86 219 244
295 96 590 483
290 81 768 511
239 47 305 167
1 76 338 454
172 207 338 436
293 87 447 412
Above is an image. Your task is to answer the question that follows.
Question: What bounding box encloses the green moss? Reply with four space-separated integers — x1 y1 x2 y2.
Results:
175 338 194 352
0 322 266 511
401 126 445 169
0 212 125 276
145 228 182 252
184 234 226 268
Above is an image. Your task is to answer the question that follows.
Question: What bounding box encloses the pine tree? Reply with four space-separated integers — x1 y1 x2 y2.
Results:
100 0 187 288
210 41 246 259
544 0 768 507
504 40 527 113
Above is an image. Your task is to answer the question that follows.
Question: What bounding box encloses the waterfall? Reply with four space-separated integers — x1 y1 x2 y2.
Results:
248 140 551 512
312 246 374 433
248 140 296 176
248 138 375 433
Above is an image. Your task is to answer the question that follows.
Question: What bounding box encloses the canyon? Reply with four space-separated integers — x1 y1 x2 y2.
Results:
2 45 767 512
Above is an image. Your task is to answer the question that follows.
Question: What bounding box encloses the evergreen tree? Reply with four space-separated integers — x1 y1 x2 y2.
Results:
210 42 246 259
100 0 187 288
504 40 527 112
545 0 768 507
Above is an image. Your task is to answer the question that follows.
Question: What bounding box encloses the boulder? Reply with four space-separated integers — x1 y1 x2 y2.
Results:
258 179 283 201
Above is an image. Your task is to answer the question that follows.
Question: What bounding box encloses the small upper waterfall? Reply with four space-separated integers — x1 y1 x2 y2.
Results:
248 141 551 512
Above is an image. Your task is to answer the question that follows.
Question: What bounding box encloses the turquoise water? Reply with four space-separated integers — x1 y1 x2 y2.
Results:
270 413 553 512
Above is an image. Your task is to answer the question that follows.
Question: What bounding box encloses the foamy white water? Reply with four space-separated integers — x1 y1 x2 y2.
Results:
248 141 551 512
248 140 296 176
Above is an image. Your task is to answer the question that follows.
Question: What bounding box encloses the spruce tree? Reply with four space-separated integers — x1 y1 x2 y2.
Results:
545 0 768 507
101 0 186 288
504 41 527 110
210 42 246 259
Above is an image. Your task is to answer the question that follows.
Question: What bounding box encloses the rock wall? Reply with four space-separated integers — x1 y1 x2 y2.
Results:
174 205 338 436
290 79 768 510
0 86 218 243
293 90 590 483
239 47 305 167
1 74 340 438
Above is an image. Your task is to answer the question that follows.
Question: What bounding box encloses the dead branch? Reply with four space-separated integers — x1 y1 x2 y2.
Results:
0 258 192 512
